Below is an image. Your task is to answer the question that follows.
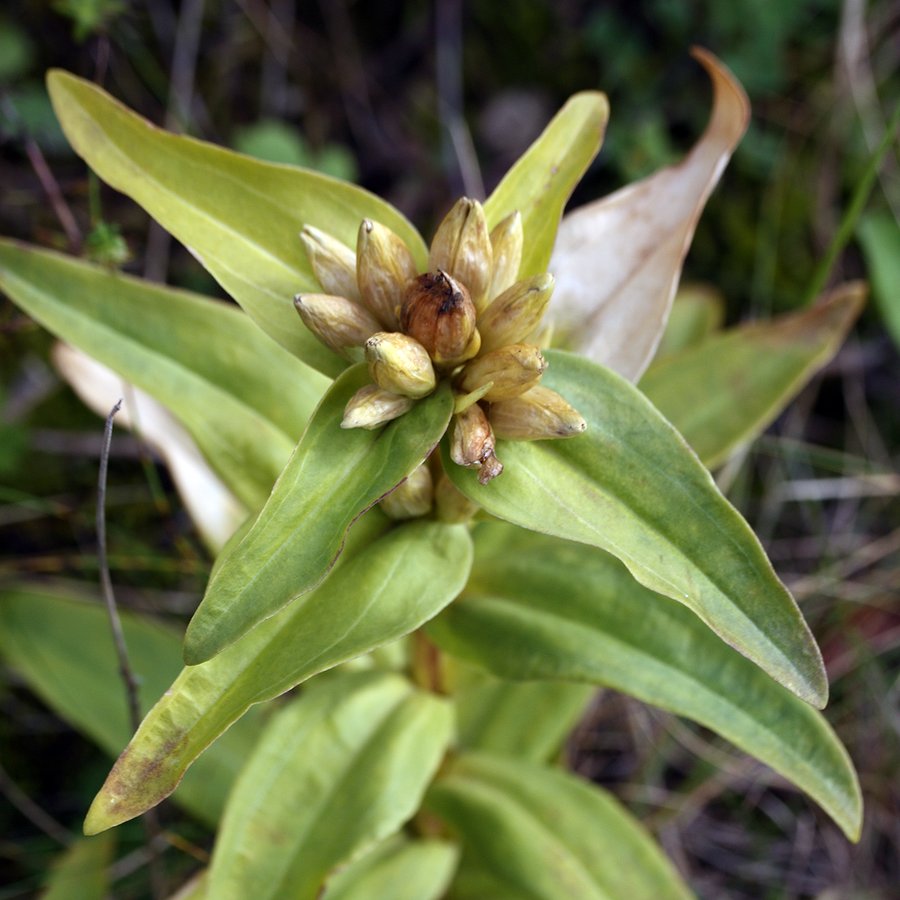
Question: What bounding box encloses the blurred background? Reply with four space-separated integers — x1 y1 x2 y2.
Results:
1 1 898 897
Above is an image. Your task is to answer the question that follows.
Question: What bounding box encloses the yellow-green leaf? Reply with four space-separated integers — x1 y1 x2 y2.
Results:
0 239 327 510
484 92 609 279
641 283 865 467
428 523 862 840
46 70 427 377
0 587 261 827
651 284 725 362
85 520 472 832
443 350 827 707
184 366 453 663
323 836 458 900
208 672 452 900
449 660 593 763
427 752 692 900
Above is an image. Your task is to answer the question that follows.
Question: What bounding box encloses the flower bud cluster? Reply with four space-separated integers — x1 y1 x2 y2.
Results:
295 197 586 513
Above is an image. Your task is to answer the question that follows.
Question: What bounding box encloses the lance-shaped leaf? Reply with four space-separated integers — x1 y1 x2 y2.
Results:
449 660 593 762
0 239 327 510
42 835 115 900
46 70 428 377
652 284 725 362
0 587 261 827
484 92 609 279
426 752 692 899
323 835 458 900
207 672 453 900
54 344 245 552
185 365 453 663
428 523 862 840
443 350 827 707
641 283 866 468
549 48 750 382
85 520 472 833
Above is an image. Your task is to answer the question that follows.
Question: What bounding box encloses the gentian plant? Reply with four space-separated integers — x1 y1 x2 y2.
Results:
0 49 866 898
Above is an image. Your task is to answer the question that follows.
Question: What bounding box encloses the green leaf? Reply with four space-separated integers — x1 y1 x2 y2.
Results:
42 835 114 900
0 239 328 510
85 519 472 832
641 283 865 467
185 366 454 662
46 70 427 377
443 349 827 707
484 92 609 279
0 586 261 827
858 212 900 348
428 523 862 840
651 284 725 362
450 660 593 763
426 752 692 900
208 671 453 900
323 835 458 900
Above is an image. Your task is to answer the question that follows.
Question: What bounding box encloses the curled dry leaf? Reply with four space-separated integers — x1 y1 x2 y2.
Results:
549 48 750 382
53 344 246 552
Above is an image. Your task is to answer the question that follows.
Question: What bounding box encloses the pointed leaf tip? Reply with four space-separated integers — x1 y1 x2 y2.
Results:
550 49 750 382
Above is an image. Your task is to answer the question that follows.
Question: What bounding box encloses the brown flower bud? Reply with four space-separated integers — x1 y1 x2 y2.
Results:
401 271 478 367
489 385 587 440
365 332 436 398
300 226 359 302
451 403 504 484
457 343 546 401
380 463 433 519
488 211 524 299
356 219 418 330
477 273 555 353
434 472 480 523
428 198 493 311
294 293 381 358
341 384 414 430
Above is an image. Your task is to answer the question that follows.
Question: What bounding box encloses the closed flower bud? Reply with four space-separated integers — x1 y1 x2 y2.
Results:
380 463 433 519
489 385 587 440
429 198 493 311
488 211 524 299
400 271 478 367
457 343 546 401
300 226 359 302
357 219 417 330
477 273 555 353
341 384 414 430
451 403 504 484
294 293 381 358
434 472 480 523
365 332 436 398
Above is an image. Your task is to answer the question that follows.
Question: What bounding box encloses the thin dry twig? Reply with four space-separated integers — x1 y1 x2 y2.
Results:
97 400 167 899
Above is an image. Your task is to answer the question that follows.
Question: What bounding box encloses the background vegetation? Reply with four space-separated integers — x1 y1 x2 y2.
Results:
1 1 897 897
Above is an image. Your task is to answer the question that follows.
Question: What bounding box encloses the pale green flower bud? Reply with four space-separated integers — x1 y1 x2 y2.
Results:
451 403 503 484
489 385 587 440
434 472 480 523
488 211 524 299
365 332 436 398
356 219 417 330
300 225 359 302
380 463 433 519
429 198 493 312
341 384 414 430
401 271 479 368
294 293 381 358
457 343 546 401
477 273 555 353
